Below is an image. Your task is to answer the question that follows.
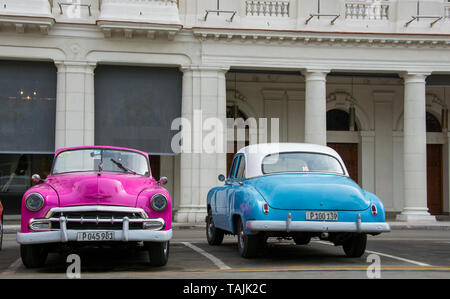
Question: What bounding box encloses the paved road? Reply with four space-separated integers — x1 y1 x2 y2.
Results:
1 228 449 279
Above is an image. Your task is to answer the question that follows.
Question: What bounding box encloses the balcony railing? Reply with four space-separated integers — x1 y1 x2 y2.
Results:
345 1 389 20
245 0 290 17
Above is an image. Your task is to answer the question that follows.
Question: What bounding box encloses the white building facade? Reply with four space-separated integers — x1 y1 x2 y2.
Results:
0 0 449 222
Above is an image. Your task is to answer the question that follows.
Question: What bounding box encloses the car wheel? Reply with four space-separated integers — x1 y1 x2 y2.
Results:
206 214 224 246
20 244 48 268
147 241 169 267
293 234 311 245
236 218 258 258
343 233 367 258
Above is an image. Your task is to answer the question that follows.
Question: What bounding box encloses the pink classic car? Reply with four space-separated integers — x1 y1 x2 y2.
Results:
16 146 172 268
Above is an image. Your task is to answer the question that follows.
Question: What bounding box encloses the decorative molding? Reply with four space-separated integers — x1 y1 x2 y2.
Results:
286 90 305 101
192 28 450 49
226 88 247 102
261 89 285 101
97 0 182 39
327 90 371 131
245 1 290 18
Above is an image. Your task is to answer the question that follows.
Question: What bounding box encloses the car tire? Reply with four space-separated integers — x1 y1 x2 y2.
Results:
343 233 367 258
20 244 48 268
206 214 224 246
236 218 258 258
293 234 311 245
147 241 169 267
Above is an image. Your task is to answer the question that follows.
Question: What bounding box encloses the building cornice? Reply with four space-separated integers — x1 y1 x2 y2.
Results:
191 27 450 48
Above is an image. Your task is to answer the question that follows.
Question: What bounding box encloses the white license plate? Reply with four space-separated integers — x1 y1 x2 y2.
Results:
306 211 338 221
76 231 115 241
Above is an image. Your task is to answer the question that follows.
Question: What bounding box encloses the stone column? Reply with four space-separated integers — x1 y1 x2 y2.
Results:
303 69 329 146
397 72 436 222
175 65 228 223
54 61 96 150
360 131 375 193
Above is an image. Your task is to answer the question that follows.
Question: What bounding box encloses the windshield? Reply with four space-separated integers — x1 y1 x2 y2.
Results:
262 152 344 175
52 149 149 176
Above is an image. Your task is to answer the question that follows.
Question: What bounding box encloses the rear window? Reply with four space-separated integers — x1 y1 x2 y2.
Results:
262 152 344 175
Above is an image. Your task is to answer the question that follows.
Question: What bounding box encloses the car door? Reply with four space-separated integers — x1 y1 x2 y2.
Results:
229 154 246 228
214 155 239 230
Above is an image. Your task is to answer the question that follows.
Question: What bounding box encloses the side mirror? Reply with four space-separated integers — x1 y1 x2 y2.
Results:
31 174 41 183
159 176 168 186
218 174 225 182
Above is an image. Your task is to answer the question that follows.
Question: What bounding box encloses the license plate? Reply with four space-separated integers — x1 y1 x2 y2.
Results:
306 211 338 221
76 231 115 241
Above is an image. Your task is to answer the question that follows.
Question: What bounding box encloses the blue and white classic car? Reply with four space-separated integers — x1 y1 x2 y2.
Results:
206 143 390 258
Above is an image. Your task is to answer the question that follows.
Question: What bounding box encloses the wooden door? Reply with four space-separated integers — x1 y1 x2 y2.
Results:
427 144 443 215
327 143 359 184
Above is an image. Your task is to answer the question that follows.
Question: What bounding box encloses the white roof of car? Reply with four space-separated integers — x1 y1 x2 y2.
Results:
236 143 349 179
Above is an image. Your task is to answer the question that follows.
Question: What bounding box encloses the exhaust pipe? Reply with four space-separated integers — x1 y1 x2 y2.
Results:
320 232 329 239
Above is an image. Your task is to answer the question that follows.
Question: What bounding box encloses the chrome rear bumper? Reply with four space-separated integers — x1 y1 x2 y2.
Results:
246 217 390 234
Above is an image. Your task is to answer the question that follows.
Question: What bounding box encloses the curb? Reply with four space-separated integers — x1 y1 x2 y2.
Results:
3 223 450 234
388 224 450 230
3 225 20 234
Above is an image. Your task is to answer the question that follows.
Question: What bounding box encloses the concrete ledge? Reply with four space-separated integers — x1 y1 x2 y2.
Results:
388 221 450 230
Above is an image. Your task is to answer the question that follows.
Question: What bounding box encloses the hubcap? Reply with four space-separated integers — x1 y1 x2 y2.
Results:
207 219 213 238
239 230 245 248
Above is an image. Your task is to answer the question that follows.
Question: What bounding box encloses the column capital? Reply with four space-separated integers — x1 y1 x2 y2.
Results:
359 130 376 138
302 68 331 77
400 71 431 82
54 60 97 73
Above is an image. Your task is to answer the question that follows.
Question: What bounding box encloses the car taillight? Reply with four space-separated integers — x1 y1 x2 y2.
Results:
263 203 269 214
371 204 377 216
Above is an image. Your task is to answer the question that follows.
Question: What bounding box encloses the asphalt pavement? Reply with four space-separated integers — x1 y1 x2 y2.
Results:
1 227 449 279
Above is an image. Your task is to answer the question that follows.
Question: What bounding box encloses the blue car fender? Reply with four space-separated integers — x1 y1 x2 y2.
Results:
229 184 266 235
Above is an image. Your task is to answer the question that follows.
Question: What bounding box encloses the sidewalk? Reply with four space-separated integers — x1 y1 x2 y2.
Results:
3 217 450 234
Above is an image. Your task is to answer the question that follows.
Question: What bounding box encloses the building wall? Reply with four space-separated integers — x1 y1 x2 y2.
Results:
0 0 449 220
225 73 450 215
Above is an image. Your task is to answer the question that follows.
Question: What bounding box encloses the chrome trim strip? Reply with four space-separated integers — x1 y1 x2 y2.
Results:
122 217 129 241
44 205 149 219
246 220 391 233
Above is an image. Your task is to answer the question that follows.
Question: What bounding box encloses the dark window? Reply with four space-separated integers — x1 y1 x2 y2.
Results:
227 105 248 120
426 112 442 132
236 155 245 179
95 65 182 154
326 109 359 131
228 155 239 179
0 154 53 214
0 60 56 153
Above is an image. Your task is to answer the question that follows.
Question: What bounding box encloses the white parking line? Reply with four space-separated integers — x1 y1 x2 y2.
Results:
365 250 431 267
181 242 231 270
2 258 22 275
313 240 431 267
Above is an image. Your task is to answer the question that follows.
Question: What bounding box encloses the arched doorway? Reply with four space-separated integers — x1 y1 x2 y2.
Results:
426 112 443 215
326 109 359 183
